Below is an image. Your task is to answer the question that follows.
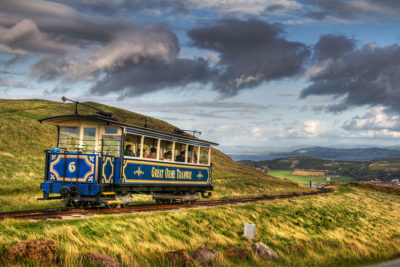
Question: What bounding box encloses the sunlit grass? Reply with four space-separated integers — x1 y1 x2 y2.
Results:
0 184 399 266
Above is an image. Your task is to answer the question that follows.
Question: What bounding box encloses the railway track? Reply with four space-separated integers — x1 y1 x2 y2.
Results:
0 188 333 221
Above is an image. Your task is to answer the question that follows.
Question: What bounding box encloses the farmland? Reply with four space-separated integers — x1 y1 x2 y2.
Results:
268 170 354 185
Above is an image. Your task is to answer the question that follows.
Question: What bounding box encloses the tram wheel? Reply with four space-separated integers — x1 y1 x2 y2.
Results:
90 202 99 208
155 199 161 205
72 201 82 208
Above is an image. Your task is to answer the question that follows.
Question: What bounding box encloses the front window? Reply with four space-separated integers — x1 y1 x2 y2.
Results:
59 126 80 150
105 127 118 134
82 128 96 153
101 135 120 156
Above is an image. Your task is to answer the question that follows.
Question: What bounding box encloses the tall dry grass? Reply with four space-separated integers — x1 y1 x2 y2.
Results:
0 184 399 266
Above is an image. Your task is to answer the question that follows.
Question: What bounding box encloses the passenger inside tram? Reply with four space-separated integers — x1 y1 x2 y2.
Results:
164 151 172 160
176 151 186 162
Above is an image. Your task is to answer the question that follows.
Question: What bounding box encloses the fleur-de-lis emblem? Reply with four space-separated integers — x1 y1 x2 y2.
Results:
134 167 144 176
89 156 95 162
197 172 204 179
50 174 56 180
51 155 57 161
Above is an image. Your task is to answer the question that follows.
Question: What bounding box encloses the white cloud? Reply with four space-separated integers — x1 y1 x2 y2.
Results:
281 120 327 138
186 0 301 15
343 106 400 131
0 19 74 55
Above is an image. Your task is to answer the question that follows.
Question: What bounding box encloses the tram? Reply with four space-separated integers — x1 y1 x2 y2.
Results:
38 98 218 208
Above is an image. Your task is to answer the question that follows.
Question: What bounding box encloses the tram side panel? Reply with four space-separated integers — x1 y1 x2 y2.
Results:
120 159 212 188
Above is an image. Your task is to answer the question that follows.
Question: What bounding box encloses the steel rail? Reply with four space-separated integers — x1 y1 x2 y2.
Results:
0 188 333 221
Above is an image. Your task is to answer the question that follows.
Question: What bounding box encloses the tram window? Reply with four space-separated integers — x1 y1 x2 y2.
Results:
105 127 118 134
60 126 80 150
200 147 210 165
175 143 187 162
160 140 173 161
188 145 198 164
143 137 158 159
101 135 120 156
124 134 141 157
82 128 96 153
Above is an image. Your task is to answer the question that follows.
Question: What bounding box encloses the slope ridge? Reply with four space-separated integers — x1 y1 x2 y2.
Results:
0 99 302 210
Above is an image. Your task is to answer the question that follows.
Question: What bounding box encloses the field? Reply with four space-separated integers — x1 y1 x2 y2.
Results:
0 99 304 211
1 184 399 266
269 170 354 185
291 170 325 176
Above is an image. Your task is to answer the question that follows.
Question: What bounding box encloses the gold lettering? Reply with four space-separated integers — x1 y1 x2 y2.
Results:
151 167 164 178
165 168 176 179
176 169 192 180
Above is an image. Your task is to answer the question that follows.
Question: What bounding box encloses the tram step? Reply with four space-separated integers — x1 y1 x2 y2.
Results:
107 200 122 204
102 192 116 195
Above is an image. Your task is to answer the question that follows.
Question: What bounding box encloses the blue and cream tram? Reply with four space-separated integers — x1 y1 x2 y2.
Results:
38 102 217 208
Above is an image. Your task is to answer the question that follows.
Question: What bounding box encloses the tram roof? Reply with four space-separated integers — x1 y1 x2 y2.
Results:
38 114 219 146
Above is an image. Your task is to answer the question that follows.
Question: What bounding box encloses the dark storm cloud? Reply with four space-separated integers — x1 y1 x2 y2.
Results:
305 0 400 21
188 19 310 96
301 43 400 112
314 34 356 61
90 58 215 96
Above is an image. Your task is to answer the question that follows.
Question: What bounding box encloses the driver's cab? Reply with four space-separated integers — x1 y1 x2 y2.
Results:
58 123 122 156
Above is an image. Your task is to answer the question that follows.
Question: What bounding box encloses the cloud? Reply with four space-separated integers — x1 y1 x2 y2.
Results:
50 0 301 17
0 0 218 96
305 0 400 22
342 107 400 139
313 34 356 61
280 120 327 138
0 19 74 55
343 106 400 131
188 19 310 96
122 99 271 119
90 58 215 96
305 0 361 20
0 77 29 88
301 41 400 112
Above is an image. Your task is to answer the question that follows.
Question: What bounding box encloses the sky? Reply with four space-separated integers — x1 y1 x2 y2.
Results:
1 0 400 153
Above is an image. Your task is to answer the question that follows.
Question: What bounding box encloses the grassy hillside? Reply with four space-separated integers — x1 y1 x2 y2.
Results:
0 99 303 211
0 184 399 266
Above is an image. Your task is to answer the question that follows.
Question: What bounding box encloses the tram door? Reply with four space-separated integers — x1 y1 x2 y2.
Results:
99 126 122 184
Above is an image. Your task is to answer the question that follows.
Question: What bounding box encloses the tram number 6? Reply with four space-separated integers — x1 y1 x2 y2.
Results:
68 162 76 173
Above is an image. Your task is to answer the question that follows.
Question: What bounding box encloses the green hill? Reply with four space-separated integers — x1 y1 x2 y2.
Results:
0 99 303 211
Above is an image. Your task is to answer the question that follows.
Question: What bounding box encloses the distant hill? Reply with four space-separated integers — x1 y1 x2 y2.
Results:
239 156 400 182
271 146 400 161
0 99 303 210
